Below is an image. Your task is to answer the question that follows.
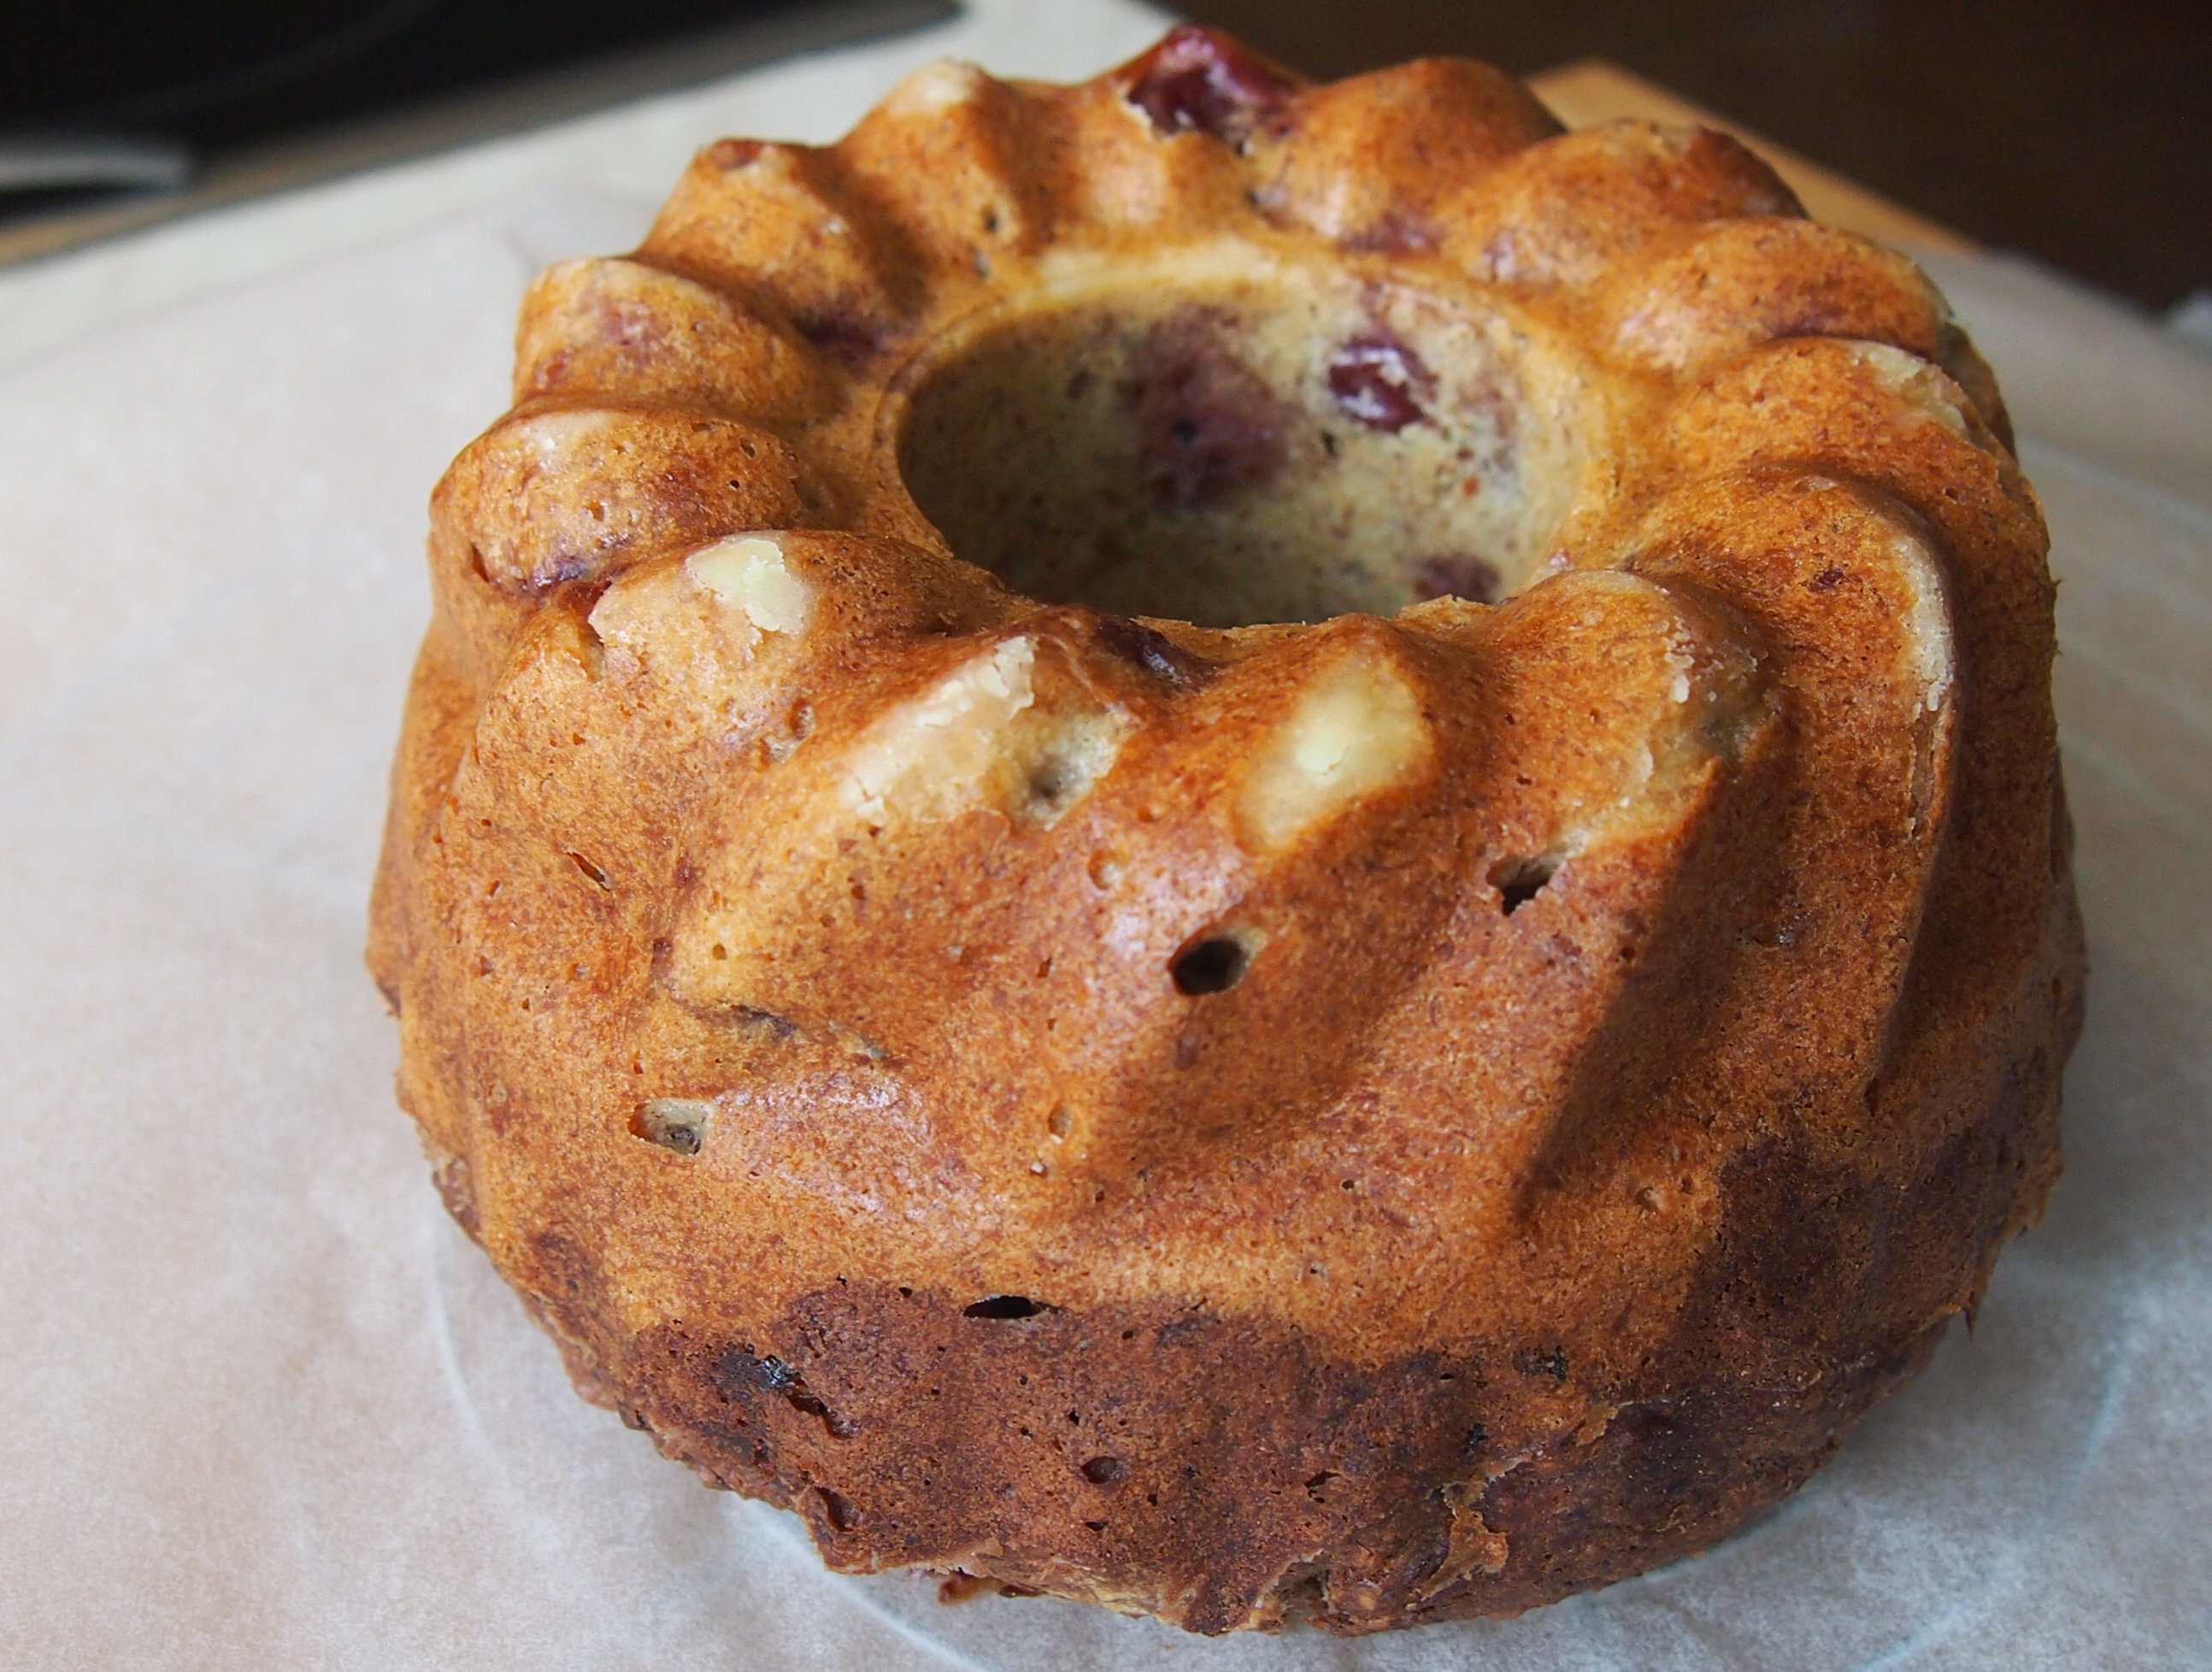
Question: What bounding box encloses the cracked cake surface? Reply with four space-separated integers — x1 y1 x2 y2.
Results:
369 26 2083 1634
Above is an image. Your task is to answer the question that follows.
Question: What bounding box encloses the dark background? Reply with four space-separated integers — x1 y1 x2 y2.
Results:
3 0 2205 312
1180 0 2209 312
2 1 815 145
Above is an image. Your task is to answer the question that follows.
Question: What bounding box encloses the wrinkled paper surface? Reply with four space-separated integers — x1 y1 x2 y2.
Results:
3 4 2209 1666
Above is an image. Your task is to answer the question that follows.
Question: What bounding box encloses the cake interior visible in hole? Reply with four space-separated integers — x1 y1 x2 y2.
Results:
635 1096 714 1155
894 262 1575 628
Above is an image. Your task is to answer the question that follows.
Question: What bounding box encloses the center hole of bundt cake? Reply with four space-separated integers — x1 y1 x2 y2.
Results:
894 275 1560 627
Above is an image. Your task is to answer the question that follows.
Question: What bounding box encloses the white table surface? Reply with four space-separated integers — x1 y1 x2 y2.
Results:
3 3 2208 1666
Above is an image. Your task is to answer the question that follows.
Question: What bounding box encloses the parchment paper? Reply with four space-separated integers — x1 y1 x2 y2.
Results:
3 5 2208 1665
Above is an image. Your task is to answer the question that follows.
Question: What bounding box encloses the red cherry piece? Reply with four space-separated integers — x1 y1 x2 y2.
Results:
1126 25 1300 149
1327 334 1436 433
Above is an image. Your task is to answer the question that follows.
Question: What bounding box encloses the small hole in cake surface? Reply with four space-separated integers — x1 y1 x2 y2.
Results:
1079 1455 1127 1484
896 276 1559 627
1171 934 1250 995
1490 853 1560 915
964 1294 1054 1319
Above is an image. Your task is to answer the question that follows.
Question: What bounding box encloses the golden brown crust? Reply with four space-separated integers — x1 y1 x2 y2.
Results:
1435 120 1803 289
1256 57 1563 250
1591 218 1947 374
368 24 2081 1634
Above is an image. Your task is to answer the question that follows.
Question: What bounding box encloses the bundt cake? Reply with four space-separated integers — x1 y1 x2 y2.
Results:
368 26 2085 1634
